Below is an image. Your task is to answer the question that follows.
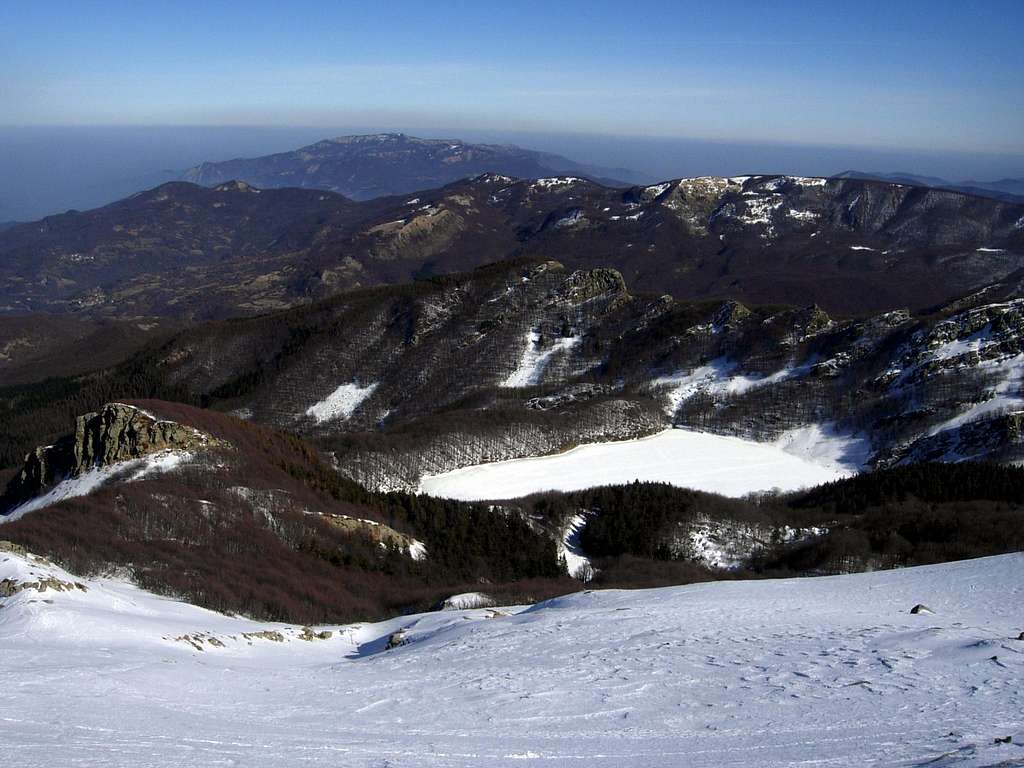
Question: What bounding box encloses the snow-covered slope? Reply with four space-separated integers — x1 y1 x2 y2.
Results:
0 545 1021 767
418 428 862 500
1 450 194 523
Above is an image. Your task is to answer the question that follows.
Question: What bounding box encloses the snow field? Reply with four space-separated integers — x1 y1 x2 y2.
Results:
1 548 1021 767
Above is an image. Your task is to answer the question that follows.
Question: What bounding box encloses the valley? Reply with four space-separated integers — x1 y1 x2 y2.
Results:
6 6 1024 766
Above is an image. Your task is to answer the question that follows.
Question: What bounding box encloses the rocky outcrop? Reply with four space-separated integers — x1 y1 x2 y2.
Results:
2 403 219 512
319 514 426 559
0 574 87 597
554 268 628 305
71 403 209 470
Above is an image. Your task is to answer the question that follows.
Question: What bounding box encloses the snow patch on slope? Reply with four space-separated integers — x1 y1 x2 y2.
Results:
552 209 584 228
773 423 872 473
739 194 784 235
651 356 812 416
305 382 378 423
930 324 995 361
501 331 581 388
681 518 827 570
926 353 1024 437
787 207 818 222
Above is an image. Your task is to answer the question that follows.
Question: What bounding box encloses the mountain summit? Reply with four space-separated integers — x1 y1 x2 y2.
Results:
182 133 644 200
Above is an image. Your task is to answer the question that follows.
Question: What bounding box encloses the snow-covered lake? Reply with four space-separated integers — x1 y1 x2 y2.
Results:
1 547 1020 767
419 426 867 500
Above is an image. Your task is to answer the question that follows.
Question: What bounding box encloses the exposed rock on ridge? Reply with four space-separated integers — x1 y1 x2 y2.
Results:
3 403 218 511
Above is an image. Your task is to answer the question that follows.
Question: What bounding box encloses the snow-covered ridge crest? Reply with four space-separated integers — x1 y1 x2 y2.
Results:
533 176 582 189
2 450 194 523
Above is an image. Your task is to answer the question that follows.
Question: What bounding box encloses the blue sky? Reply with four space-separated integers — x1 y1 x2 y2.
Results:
2 1 1022 153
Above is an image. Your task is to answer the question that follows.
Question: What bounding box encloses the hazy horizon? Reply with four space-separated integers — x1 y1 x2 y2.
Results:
3 1 1022 219
3 124 1024 222
4 2 1022 152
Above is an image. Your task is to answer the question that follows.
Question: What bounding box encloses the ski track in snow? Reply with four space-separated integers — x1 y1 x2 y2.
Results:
0 550 1021 767
418 428 865 501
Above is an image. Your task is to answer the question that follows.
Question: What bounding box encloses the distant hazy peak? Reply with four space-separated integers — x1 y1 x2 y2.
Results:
181 133 642 201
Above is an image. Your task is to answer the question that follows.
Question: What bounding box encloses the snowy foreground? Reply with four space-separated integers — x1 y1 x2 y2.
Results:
419 426 867 500
1 548 1022 767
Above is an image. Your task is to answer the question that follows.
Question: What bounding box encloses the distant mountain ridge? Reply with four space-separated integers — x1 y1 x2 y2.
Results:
182 133 647 199
834 170 1024 203
1 173 1022 319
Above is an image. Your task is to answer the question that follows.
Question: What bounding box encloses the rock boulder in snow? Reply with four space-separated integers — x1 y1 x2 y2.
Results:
439 592 496 611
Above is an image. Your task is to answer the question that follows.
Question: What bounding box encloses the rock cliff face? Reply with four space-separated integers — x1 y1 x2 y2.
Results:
71 404 210 470
2 403 217 510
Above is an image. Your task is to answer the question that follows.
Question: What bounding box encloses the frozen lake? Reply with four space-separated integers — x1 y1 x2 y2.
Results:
419 427 866 500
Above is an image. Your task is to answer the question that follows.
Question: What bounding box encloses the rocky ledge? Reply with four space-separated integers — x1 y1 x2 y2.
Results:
2 403 220 512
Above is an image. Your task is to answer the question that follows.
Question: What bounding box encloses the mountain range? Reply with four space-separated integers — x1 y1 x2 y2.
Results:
3 135 1024 630
2 172 1022 320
